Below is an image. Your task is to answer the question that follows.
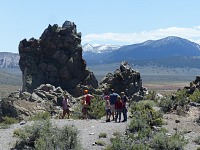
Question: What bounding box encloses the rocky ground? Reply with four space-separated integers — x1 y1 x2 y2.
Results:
0 117 129 150
0 106 200 150
163 106 200 150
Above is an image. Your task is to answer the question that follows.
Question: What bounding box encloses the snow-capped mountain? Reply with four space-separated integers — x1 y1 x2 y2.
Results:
82 43 121 53
83 36 200 67
0 52 19 68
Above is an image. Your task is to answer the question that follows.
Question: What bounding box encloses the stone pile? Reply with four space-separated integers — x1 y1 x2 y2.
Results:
19 20 98 97
0 84 77 120
100 61 147 101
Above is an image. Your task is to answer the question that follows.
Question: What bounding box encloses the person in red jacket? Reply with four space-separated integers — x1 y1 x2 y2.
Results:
115 96 123 122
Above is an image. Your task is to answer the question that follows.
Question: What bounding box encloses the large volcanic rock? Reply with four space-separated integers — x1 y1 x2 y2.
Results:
100 61 146 100
19 21 98 96
0 84 78 120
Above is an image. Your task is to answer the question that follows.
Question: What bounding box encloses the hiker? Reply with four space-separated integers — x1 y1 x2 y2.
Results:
115 96 123 122
109 89 119 121
121 91 128 122
103 90 111 122
81 90 94 119
61 94 70 119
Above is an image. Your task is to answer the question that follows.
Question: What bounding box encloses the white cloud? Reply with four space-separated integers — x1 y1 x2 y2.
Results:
82 26 200 45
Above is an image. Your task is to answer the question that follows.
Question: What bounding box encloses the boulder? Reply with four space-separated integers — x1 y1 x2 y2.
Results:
100 61 146 99
0 84 77 120
19 20 98 97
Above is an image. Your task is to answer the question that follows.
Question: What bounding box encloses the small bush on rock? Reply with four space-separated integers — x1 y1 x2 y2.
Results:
189 90 200 103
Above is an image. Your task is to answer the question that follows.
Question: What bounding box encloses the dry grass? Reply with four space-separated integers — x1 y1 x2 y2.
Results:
143 82 189 95
0 85 21 98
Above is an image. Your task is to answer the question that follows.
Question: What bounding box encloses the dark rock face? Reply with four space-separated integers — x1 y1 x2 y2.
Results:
184 75 200 94
100 61 146 98
19 21 98 96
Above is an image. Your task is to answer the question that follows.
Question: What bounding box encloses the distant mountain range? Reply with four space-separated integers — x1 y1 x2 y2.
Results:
83 36 200 68
82 43 122 53
1 36 200 69
0 52 19 68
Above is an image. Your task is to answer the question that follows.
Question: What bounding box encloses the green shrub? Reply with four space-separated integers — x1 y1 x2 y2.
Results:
2 116 18 125
113 131 122 137
106 135 149 150
138 100 156 108
159 97 174 113
175 89 189 107
150 132 187 150
129 102 163 135
13 120 82 150
95 140 106 146
99 132 107 138
189 89 200 103
88 94 105 119
28 111 51 121
197 147 200 150
0 116 18 128
145 90 157 100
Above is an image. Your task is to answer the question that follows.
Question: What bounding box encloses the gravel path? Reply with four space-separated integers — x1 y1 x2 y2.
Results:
0 117 129 150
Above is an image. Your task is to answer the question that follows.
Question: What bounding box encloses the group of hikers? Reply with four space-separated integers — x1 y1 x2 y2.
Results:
61 89 128 123
103 89 128 122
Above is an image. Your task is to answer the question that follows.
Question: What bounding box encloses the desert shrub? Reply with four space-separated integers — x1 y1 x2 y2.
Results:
88 94 105 119
29 111 51 121
106 135 149 150
174 89 189 107
99 132 107 138
13 120 81 150
95 140 106 146
150 131 187 150
138 100 156 108
189 89 200 103
145 90 157 100
194 136 200 145
159 97 174 113
0 116 18 128
129 102 163 135
113 131 122 137
2 116 18 125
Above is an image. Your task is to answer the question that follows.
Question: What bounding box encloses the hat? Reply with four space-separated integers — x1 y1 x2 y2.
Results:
84 90 88 94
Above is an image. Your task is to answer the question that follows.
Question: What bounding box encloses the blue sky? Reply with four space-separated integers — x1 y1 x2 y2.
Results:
1 0 200 53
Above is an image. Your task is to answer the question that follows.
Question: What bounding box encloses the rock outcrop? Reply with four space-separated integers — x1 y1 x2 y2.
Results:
19 20 98 97
184 76 200 94
1 84 78 120
100 61 147 100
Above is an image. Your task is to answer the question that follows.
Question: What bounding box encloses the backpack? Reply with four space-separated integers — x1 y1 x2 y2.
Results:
85 94 91 106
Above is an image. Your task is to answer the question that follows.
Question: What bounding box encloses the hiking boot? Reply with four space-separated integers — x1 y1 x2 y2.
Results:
106 119 110 122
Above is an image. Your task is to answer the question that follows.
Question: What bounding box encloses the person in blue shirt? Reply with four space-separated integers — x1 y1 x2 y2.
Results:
109 89 119 121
